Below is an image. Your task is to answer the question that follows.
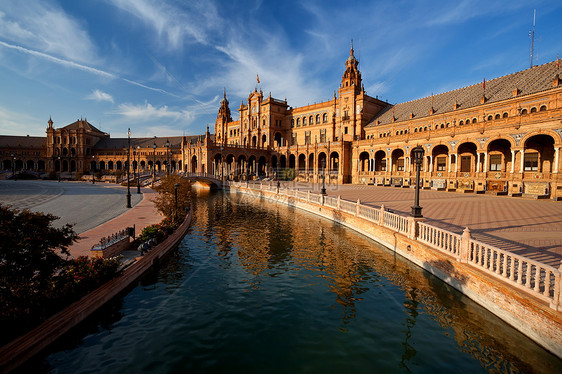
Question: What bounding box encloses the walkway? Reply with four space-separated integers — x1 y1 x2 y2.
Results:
267 181 562 268
0 180 163 258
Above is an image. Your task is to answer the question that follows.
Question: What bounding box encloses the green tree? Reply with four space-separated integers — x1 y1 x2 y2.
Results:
152 175 192 221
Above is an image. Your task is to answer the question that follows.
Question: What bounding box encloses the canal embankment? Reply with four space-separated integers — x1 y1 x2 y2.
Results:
226 182 562 358
0 208 193 374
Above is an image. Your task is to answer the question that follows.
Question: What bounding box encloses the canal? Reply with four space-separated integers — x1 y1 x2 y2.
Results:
25 190 561 373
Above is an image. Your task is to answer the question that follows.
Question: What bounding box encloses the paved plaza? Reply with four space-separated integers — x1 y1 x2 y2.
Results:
278 181 562 268
0 180 162 258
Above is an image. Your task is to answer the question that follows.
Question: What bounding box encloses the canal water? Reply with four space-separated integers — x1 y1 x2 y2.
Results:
26 190 561 373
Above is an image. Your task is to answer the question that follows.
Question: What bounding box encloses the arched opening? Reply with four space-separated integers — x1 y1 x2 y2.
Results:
26 160 34 170
251 136 257 147
457 142 477 173
298 154 306 171
359 151 370 173
431 145 449 172
248 155 257 177
38 160 45 171
226 154 235 178
262 134 267 147
116 161 122 170
274 132 282 147
62 160 69 172
329 151 339 172
391 149 405 172
280 155 287 169
308 153 314 173
191 155 197 173
487 139 512 172
237 155 247 176
3 160 11 170
317 152 327 170
214 154 222 177
288 154 296 169
524 134 555 172
99 161 106 171
374 150 386 171
140 160 146 171
90 161 96 171
155 161 161 172
258 156 267 177
70 160 76 172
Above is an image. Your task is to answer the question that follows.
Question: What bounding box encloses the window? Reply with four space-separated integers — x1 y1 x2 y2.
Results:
309 115 314 125
320 129 326 143
303 117 307 126
291 119 295 128
530 107 537 113
316 114 320 124
305 131 311 145
459 120 464 125
397 158 404 171
521 108 528 115
503 112 508 118
472 118 478 123
291 134 297 146
524 153 538 171
495 114 500 120
540 105 547 111
344 127 348 134
296 118 300 127
323 113 328 123
436 157 446 171
381 159 386 171
487 115 493 121
489 154 502 171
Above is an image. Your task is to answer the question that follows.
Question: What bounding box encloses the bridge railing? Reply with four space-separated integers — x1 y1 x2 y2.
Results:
225 181 562 311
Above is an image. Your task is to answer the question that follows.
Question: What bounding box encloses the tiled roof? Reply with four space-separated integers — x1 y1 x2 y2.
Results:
0 135 46 149
93 135 203 149
59 119 105 134
366 60 561 128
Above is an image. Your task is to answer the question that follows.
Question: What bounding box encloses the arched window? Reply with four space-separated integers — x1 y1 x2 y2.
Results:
530 107 537 113
303 117 307 126
521 108 528 115
539 105 547 111
414 128 418 133
472 118 478 123
296 118 300 127
495 114 500 120
323 113 328 123
502 112 508 118
291 119 295 128
440 124 445 128
487 115 493 121
316 114 320 124
309 115 314 125
459 120 464 126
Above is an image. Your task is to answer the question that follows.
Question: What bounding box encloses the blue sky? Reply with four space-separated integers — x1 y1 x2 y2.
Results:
1 0 561 138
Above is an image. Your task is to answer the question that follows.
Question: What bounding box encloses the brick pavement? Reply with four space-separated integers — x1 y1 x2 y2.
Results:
68 188 162 258
279 182 562 268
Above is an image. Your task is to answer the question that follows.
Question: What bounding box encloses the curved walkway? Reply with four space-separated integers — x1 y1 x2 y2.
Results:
0 180 163 258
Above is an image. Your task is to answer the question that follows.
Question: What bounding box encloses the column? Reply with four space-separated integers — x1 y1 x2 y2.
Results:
455 153 459 172
554 147 560 174
388 157 393 173
429 155 433 173
483 152 488 173
520 149 525 172
476 153 481 172
448 154 452 172
510 150 515 173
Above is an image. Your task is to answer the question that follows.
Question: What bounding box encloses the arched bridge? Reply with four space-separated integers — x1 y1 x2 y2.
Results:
184 172 223 189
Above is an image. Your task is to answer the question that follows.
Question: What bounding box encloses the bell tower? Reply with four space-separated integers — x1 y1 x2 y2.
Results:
340 41 362 91
215 90 232 145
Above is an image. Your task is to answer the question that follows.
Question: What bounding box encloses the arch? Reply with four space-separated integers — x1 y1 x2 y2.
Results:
323 113 328 123
308 153 314 173
457 142 477 173
359 151 370 172
374 150 386 171
316 114 321 124
302 117 307 126
524 134 555 172
329 151 339 172
487 138 512 172
26 160 34 170
391 149 405 172
271 155 278 169
495 114 501 120
262 134 267 147
530 107 537 113
288 154 296 169
317 152 327 170
108 161 114 170
237 155 247 175
99 161 106 170
258 156 267 177
274 132 282 147
71 148 76 156
431 145 448 172
62 160 68 172
37 160 45 171
298 153 306 171
280 154 287 168
225 154 235 177
248 155 257 176
540 105 547 111
502 112 508 118
309 115 314 125
521 108 528 115
251 136 257 147
213 153 222 177
116 161 122 170
3 159 11 170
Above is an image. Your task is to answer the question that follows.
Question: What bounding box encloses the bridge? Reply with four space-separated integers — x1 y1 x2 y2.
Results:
184 172 224 189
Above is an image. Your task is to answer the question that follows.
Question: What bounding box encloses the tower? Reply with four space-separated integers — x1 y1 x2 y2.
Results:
215 90 232 145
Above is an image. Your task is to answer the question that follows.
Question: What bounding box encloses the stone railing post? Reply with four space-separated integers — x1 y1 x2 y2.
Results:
550 261 562 311
356 199 361 216
307 190 310 202
459 227 472 263
379 205 385 226
337 195 341 210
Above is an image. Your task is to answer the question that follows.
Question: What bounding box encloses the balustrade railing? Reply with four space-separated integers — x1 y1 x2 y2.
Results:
226 181 561 310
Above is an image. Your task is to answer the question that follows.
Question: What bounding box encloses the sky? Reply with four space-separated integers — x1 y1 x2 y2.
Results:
1 0 561 138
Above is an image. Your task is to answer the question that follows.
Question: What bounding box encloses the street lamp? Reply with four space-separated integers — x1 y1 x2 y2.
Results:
321 159 327 195
152 141 157 187
92 155 95 184
136 145 141 194
126 128 132 208
166 139 170 176
174 182 179 221
411 145 425 218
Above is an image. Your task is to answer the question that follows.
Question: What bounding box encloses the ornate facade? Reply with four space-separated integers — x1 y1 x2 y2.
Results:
1 47 561 199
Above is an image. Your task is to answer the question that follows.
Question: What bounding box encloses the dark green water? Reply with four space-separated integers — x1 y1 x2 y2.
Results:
26 190 561 373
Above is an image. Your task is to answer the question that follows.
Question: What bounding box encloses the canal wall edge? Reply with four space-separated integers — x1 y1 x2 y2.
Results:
227 185 562 359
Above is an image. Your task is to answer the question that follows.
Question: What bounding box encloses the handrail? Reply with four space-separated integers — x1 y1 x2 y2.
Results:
225 181 561 311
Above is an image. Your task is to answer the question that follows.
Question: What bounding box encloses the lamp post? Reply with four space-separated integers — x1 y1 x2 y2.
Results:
321 159 327 195
136 145 141 194
92 155 95 184
166 139 170 176
174 182 179 222
152 141 157 187
11 153 15 181
126 128 132 208
411 145 425 218
57 156 61 182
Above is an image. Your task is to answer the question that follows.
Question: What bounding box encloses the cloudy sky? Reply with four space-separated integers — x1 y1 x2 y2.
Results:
1 0 561 138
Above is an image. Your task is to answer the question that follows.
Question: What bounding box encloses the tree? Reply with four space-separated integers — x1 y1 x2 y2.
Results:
152 175 192 221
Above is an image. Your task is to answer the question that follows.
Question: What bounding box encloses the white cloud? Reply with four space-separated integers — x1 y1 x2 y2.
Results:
86 89 114 104
0 1 97 63
0 106 43 136
113 102 192 122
